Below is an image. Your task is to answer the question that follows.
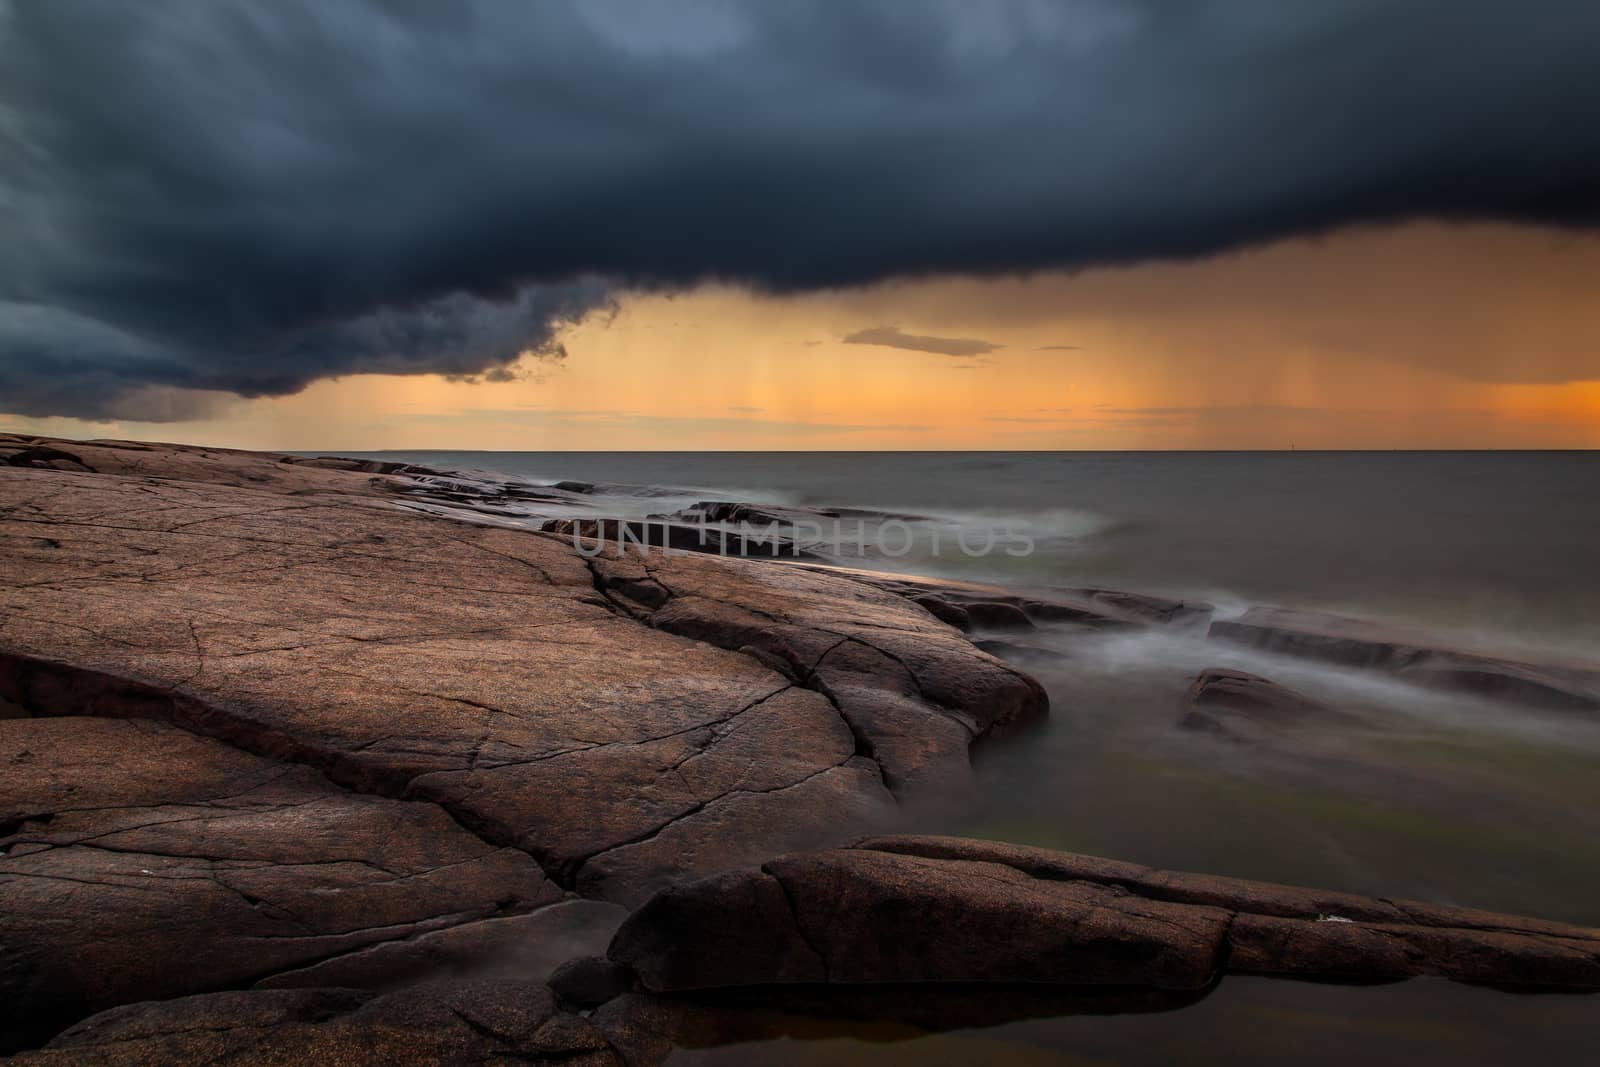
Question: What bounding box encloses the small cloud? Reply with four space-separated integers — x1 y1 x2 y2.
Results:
984 415 1072 424
843 325 1002 357
800 339 823 347
1035 344 1083 351
728 405 764 413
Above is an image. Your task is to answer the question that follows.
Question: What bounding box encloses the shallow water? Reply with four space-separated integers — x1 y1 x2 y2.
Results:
659 978 1600 1065
344 450 1600 1058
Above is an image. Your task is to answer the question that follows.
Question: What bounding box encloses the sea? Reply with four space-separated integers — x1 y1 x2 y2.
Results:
340 449 1600 1064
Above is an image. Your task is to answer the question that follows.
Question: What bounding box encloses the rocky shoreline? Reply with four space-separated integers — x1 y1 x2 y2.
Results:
3 434 1597 1062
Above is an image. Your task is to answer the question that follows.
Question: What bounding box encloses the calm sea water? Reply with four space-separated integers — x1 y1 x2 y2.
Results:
344 450 1600 1063
353 450 1600 653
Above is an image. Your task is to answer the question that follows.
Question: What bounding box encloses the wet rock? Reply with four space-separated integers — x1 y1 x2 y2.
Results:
675 501 791 525
8 980 620 1066
1211 607 1600 711
1180 667 1336 741
0 717 559 1050
549 955 636 1009
823 570 1165 631
1060 587 1214 627
909 594 971 630
963 601 1035 630
608 836 1600 994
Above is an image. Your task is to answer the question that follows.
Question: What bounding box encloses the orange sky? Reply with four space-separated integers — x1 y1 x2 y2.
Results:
6 222 1599 450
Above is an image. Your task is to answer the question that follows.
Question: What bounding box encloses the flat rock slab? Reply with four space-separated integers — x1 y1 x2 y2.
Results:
608 836 1600 994
7 980 619 1066
0 716 560 1049
0 446 1044 911
1211 606 1600 712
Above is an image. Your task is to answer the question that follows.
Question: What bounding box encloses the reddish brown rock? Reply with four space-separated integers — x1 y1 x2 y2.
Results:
607 836 1600 995
0 439 1044 911
585 550 1046 805
0 717 559 1050
7 980 619 1066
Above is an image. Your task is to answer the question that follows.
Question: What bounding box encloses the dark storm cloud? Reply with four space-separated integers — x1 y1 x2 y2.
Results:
842 326 1004 357
3 0 1599 418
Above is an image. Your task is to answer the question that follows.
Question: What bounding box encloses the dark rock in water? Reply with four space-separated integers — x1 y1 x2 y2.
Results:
823 570 1169 631
963 601 1035 630
678 500 791 525
1398 662 1600 712
973 637 1061 661
676 501 932 528
8 980 620 1066
549 955 636 1009
553 479 597 493
1019 599 1139 627
1211 607 1600 712
2 446 95 473
1060 587 1214 627
910 594 971 630
1180 667 1334 742
609 837 1600 995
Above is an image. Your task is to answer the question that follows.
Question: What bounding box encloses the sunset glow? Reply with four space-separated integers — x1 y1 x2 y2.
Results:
8 223 1597 450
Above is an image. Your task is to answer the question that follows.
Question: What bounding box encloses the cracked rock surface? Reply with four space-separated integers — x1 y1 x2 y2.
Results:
0 437 1048 1050
0 716 560 1048
0 451 1043 908
608 836 1600 993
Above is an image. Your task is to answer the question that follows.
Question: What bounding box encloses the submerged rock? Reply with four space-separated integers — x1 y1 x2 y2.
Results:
1058 587 1215 628
1180 666 1336 741
1210 607 1600 711
549 955 637 1009
608 836 1600 995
